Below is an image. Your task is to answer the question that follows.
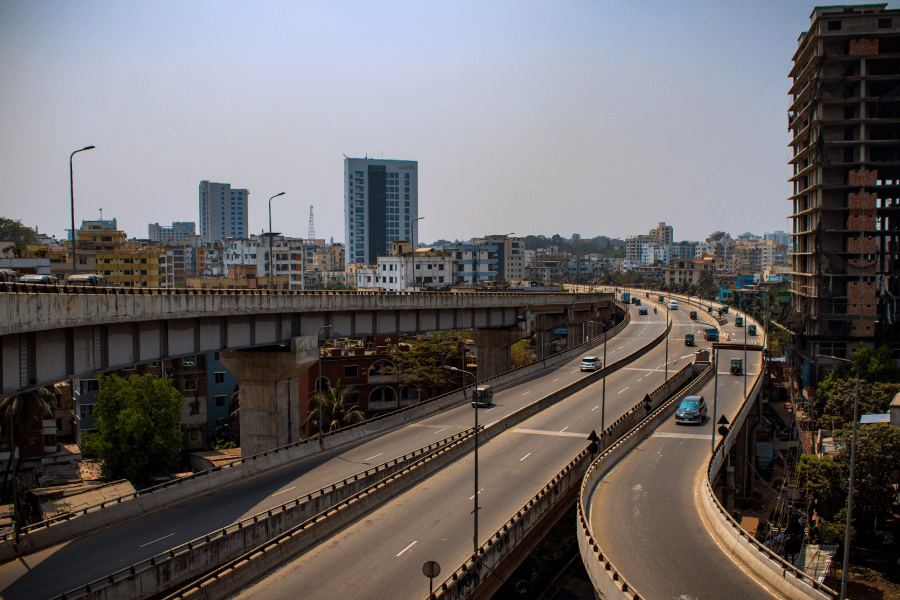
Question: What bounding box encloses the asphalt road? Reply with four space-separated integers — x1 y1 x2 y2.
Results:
0 303 662 600
589 314 778 600
231 300 700 600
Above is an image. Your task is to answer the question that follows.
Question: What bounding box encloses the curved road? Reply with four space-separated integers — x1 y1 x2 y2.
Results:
589 306 777 599
227 299 696 599
1 302 653 600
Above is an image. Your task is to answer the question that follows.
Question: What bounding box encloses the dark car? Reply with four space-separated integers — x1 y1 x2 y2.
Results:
18 274 58 285
638 307 648 315
675 395 707 425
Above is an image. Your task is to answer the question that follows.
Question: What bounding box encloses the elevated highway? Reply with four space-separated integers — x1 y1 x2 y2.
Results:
0 296 630 600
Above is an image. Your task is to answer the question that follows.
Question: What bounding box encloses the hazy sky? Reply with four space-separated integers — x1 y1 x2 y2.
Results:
3 1 895 245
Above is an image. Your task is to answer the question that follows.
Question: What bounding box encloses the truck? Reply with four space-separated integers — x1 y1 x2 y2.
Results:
622 293 631 303
705 326 718 342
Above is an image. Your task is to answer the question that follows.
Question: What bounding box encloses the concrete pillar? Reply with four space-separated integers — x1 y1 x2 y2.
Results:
472 327 527 380
220 336 318 457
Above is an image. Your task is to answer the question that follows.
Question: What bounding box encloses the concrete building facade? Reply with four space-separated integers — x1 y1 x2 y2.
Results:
344 157 418 265
149 222 196 243
199 181 248 243
785 3 900 392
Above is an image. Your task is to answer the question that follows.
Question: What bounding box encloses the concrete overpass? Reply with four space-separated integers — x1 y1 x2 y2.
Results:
0 285 609 401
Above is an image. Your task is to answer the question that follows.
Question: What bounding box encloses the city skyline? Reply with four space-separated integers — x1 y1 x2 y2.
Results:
4 1 898 245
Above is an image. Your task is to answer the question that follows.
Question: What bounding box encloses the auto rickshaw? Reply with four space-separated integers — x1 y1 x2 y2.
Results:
735 316 744 328
658 296 665 302
748 324 757 336
689 311 697 320
472 385 493 407
685 333 695 347
730 358 743 375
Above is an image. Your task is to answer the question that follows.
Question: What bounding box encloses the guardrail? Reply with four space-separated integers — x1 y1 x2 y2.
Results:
50 428 475 600
429 359 707 600
576 359 717 599
2 305 633 559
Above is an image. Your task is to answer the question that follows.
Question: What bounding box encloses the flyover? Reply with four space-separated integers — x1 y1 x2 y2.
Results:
0 296 630 600
169 299 692 600
0 285 607 399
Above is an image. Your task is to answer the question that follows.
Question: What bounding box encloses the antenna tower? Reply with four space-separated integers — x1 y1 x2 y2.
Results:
308 206 315 239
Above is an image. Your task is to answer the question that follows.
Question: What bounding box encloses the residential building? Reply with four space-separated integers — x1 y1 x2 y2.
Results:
52 220 162 286
764 230 791 247
356 243 454 291
344 157 418 265
199 181 249 243
149 222 196 243
661 257 716 288
220 234 343 291
785 4 900 394
474 235 526 281
433 242 498 286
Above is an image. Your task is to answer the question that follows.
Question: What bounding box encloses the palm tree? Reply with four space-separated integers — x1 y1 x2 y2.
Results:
303 379 365 436
0 387 56 506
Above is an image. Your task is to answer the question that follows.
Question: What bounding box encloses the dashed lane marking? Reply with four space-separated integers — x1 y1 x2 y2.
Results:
396 541 417 556
513 428 587 438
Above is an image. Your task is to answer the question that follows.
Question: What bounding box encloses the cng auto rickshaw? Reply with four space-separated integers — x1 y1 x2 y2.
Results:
658 296 665 302
748 324 757 336
730 358 743 375
472 385 493 407
685 333 695 347
735 316 744 328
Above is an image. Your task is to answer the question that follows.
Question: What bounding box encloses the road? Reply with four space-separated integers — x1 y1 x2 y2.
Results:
589 311 777 599
1 302 659 600
229 299 699 600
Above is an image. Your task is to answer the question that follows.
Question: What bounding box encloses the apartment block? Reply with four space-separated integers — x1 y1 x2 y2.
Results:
344 157 418 265
149 222 196 243
474 235 526 281
199 181 248 243
786 4 900 390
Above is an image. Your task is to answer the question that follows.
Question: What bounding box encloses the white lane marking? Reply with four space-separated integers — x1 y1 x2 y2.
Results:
552 378 559 382
469 488 485 500
520 453 531 461
484 406 495 411
618 387 629 394
364 453 383 462
591 405 599 411
140 533 176 547
433 427 448 435
513 428 587 438
271 486 296 496
396 540 417 556
522 391 531 395
654 432 709 440
560 426 569 432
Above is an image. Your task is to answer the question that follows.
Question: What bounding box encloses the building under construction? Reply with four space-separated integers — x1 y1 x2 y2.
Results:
783 4 900 397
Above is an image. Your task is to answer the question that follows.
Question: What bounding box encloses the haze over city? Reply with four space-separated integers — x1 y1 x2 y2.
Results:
3 0 896 243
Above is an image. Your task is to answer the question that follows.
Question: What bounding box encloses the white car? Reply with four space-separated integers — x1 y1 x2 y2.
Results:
581 356 602 371
668 301 679 310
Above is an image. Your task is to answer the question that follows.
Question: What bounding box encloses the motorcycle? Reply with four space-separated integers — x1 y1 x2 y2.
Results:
654 307 657 314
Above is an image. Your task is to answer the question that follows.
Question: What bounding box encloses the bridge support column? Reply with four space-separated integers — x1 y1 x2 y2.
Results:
472 328 527 380
220 336 318 458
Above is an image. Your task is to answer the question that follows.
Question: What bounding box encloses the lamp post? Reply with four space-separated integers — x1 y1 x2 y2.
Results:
442 364 479 555
664 302 669 382
411 216 424 248
317 324 333 446
70 145 96 275
268 192 285 290
817 354 860 600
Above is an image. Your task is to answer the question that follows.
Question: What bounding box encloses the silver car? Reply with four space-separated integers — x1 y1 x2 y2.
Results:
580 356 602 371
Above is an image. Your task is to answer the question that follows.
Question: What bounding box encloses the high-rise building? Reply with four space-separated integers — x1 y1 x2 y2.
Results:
149 222 196 243
199 181 249 243
344 157 418 264
785 4 900 393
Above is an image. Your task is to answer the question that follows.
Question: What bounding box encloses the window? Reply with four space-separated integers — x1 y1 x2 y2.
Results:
343 365 359 378
189 403 200 416
184 379 198 391
123 364 136 371
149 361 158 368
213 352 220 361
215 395 227 407
827 20 841 30
183 356 197 367
80 379 99 394
345 390 360 405
215 372 225 383
879 18 892 28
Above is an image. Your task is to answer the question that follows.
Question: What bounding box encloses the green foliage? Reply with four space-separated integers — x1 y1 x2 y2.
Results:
81 374 184 481
209 438 237 450
385 331 464 393
818 380 900 428
303 379 365 435
796 454 845 522
0 218 37 247
32 248 48 258
834 423 900 535
767 326 791 358
819 507 854 544
511 339 533 370
850 344 900 383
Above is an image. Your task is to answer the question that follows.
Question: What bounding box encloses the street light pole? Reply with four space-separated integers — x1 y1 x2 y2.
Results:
665 303 669 381
268 192 285 291
411 216 424 248
443 365 479 555
69 145 96 276
818 354 860 600
317 324 333 446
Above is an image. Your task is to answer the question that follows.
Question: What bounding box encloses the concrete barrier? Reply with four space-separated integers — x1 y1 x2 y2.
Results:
3 305 633 561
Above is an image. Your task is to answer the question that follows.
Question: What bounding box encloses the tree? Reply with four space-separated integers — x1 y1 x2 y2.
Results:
511 339 533 369
385 331 464 396
834 423 900 535
0 388 56 501
796 454 845 522
0 218 38 248
303 379 365 435
80 374 183 481
818 380 900 428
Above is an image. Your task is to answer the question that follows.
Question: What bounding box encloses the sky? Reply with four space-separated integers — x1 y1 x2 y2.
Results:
2 0 897 245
